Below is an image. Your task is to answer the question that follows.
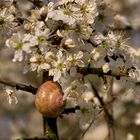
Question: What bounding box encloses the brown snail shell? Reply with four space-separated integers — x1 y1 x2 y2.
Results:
35 81 66 118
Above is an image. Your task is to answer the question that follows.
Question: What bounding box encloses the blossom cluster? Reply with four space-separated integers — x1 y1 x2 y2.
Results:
1 0 140 129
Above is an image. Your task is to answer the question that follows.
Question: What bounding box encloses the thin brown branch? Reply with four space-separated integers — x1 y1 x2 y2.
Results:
91 82 116 140
90 83 113 126
0 66 128 95
0 79 37 94
77 67 128 78
80 100 117 140
61 106 80 115
80 109 103 140
105 76 116 140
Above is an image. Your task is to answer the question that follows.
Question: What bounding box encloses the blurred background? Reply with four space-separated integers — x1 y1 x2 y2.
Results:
0 0 140 140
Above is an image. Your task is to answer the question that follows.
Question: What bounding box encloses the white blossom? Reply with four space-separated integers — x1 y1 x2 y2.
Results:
102 63 110 73
64 79 87 100
29 54 51 72
64 38 76 48
5 32 25 62
72 0 98 24
75 100 95 130
49 50 68 81
91 47 106 61
22 33 38 53
47 5 76 25
0 8 17 30
67 51 85 67
129 68 140 82
81 79 94 102
5 87 18 104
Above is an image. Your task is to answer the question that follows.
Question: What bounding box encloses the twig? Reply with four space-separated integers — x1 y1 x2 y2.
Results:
80 109 103 140
83 98 117 138
0 65 129 96
61 106 80 115
90 83 113 126
0 66 129 95
0 79 37 94
105 76 116 140
90 82 116 140
77 67 128 78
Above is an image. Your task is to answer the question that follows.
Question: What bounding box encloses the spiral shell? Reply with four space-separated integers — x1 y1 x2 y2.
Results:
35 81 66 118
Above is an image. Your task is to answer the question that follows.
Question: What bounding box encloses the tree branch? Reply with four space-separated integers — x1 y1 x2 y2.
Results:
0 66 129 95
61 106 80 115
0 79 37 94
90 83 113 126
105 76 116 140
77 67 128 78
80 109 103 140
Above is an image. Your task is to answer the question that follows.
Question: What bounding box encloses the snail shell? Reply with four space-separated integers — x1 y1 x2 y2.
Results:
35 81 66 118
